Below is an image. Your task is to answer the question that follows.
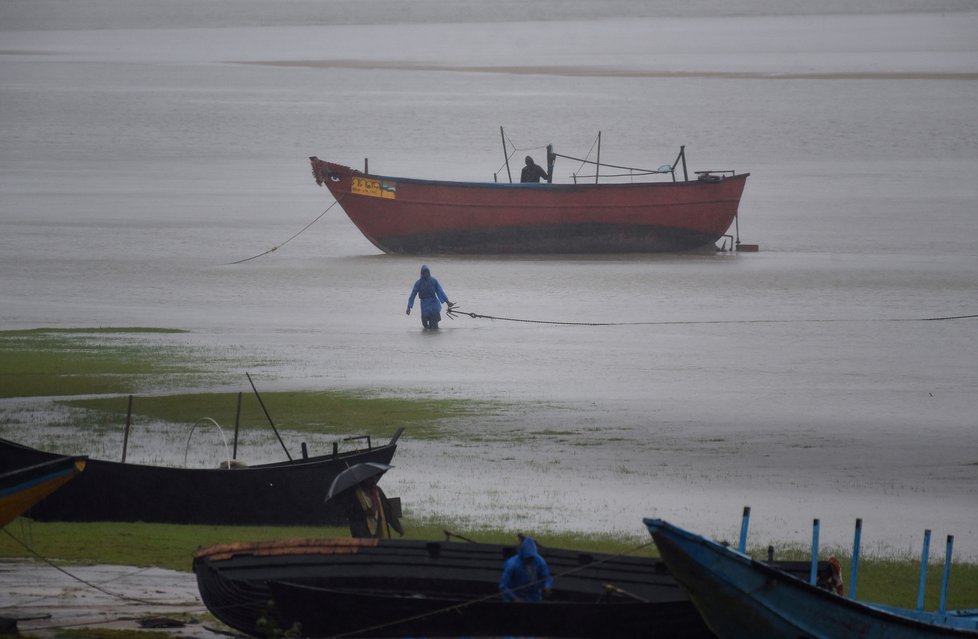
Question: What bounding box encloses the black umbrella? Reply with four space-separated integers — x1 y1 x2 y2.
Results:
325 462 392 502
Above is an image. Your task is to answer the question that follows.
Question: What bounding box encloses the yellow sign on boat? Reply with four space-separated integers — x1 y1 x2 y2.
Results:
351 177 396 199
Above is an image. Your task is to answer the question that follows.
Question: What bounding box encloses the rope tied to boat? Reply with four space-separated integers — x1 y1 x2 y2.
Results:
445 306 978 327
446 305 618 326
225 194 345 265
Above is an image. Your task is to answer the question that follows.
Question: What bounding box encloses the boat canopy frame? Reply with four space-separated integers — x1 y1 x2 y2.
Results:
497 127 704 185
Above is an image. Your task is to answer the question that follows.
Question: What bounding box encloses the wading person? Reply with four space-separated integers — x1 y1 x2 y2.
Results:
520 155 549 183
499 535 552 602
406 264 453 330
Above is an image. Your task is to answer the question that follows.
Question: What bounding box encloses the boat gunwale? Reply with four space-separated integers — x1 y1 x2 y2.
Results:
321 161 750 192
645 518 978 636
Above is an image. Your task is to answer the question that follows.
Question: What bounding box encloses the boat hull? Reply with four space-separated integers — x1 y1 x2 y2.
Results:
311 159 748 254
193 537 718 638
645 518 978 639
0 436 398 525
268 581 701 638
0 456 86 527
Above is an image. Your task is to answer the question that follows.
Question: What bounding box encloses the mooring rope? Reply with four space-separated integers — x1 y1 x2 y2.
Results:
225 198 341 265
446 307 978 327
1 528 194 607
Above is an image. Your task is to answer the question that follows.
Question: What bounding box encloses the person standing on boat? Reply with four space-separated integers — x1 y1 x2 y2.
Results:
406 264 453 330
520 155 549 183
499 535 553 603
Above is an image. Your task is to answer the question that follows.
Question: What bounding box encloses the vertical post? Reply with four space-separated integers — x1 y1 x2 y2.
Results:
595 131 602 184
938 535 954 615
809 519 821 585
916 529 931 610
500 126 512 183
680 145 688 181
232 391 242 460
849 518 862 600
546 144 555 184
364 158 369 175
738 506 751 553
121 395 133 463
246 372 292 461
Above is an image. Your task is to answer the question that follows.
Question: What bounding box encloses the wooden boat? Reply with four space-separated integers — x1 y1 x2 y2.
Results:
0 430 400 526
0 456 86 527
194 536 818 638
644 518 978 638
267 580 699 638
309 147 749 255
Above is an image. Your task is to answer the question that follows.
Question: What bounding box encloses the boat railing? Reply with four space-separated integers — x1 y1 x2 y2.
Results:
553 144 692 184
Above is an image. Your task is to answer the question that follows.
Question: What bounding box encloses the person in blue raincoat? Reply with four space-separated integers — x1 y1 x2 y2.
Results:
406 264 453 329
499 535 553 603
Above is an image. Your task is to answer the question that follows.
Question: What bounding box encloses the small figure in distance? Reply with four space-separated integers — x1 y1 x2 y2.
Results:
406 264 453 330
520 155 549 183
499 534 553 603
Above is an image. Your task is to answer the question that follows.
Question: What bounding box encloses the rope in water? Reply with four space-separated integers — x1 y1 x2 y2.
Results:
225 199 340 265
446 307 978 327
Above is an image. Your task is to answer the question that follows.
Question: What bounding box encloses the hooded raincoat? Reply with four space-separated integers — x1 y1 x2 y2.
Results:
499 537 553 602
406 265 450 328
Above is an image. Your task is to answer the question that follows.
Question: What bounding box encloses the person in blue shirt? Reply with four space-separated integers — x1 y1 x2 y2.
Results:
499 535 553 603
406 264 453 330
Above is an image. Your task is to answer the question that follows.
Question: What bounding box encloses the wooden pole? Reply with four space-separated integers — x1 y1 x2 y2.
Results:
849 518 863 600
500 126 512 183
916 529 931 610
546 144 555 184
738 506 751 553
595 131 601 184
809 519 820 585
246 372 292 461
232 391 242 460
121 395 133 463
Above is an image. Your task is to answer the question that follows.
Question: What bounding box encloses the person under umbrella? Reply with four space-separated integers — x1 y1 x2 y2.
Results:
327 463 403 539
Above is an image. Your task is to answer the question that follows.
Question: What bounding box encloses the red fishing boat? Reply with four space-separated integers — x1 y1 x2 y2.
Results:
310 143 749 254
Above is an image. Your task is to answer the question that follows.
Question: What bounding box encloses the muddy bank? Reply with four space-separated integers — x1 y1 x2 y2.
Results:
0 559 219 637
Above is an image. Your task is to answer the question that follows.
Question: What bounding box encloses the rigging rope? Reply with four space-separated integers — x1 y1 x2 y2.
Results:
225 198 341 265
446 307 978 327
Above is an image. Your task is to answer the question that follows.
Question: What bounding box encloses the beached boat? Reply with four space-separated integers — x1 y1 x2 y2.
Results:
644 518 978 638
0 456 86 527
194 536 818 638
0 430 400 526
267 580 699 638
309 146 749 254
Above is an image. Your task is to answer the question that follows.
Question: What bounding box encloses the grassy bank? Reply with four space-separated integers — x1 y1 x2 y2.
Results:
0 328 204 398
0 327 506 442
2 519 976 612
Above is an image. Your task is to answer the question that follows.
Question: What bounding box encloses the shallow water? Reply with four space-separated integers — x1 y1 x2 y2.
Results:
1 1 977 559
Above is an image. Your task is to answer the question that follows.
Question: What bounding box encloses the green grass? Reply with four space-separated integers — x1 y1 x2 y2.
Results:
0 326 506 441
0 328 205 398
3 519 975 611
61 390 498 441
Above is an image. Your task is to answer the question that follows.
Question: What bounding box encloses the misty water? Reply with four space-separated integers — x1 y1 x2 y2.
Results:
1 0 977 559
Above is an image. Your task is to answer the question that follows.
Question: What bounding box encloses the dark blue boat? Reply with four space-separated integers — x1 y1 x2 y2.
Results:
645 518 978 638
